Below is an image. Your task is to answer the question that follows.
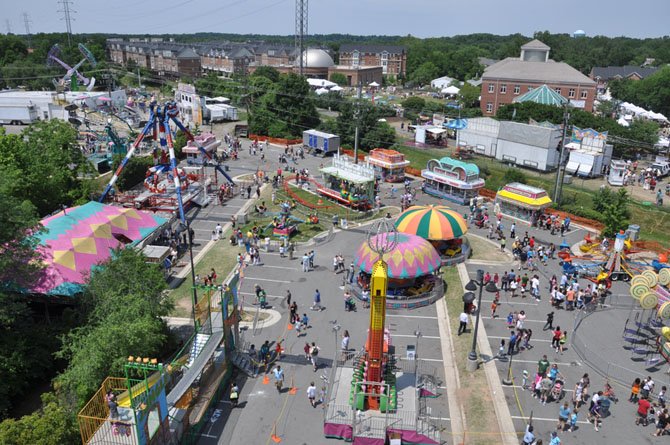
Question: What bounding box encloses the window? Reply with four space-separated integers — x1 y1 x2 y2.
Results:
581 90 588 99
568 88 575 98
500 84 507 94
486 102 493 113
513 85 520 94
528 86 533 92
554 87 561 95
488 83 494 93
352 50 360 66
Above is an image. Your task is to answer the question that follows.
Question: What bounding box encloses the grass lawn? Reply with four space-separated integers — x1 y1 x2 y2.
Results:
442 266 501 445
169 228 241 317
466 235 509 263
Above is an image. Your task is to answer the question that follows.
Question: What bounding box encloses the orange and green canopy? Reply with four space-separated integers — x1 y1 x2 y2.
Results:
394 205 468 241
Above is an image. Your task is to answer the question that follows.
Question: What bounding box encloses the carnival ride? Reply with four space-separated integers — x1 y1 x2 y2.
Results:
324 221 441 443
47 43 97 91
562 230 666 284
99 100 234 223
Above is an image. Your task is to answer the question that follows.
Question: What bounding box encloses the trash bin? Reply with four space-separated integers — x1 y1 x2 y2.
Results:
626 224 641 241
264 237 271 252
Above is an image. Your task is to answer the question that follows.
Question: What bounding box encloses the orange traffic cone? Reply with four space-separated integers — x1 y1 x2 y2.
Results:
262 374 270 385
271 422 282 443
289 376 297 395
287 323 293 330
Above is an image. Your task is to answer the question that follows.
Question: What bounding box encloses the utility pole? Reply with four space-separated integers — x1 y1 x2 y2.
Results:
57 0 75 47
22 13 32 48
553 106 571 205
353 80 362 164
137 67 141 89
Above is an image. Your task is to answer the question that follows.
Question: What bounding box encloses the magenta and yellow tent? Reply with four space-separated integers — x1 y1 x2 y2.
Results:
32 201 166 297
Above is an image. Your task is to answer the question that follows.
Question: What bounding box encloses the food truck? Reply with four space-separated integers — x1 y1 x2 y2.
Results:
366 148 410 182
421 157 485 204
495 182 552 224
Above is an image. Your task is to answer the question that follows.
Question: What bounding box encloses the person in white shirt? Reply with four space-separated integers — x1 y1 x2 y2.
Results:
458 312 469 336
306 382 317 407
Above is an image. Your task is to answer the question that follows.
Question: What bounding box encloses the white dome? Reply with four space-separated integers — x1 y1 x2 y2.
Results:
300 49 334 68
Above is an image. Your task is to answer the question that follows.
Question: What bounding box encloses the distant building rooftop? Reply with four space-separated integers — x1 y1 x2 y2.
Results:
482 58 595 84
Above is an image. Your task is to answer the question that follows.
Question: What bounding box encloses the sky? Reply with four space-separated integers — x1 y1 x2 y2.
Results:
4 0 670 39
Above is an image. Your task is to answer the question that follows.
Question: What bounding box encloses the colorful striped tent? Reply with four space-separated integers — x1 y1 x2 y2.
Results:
32 201 166 297
394 205 468 241
353 232 441 279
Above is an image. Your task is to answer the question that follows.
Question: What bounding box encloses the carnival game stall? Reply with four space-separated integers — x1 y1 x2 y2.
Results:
183 132 221 165
495 182 552 224
366 148 410 183
352 232 443 306
421 157 485 205
394 205 470 265
318 154 375 210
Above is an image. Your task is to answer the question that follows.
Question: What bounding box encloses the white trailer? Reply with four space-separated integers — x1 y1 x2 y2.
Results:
0 105 39 125
303 129 340 156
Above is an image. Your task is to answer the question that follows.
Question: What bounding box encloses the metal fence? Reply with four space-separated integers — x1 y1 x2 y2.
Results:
571 305 670 398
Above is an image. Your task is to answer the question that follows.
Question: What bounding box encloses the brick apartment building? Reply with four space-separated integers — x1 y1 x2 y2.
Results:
589 65 659 93
338 44 407 77
480 40 596 115
107 40 201 78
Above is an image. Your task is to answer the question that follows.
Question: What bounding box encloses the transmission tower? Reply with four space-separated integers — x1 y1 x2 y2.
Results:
57 0 75 47
295 0 308 75
5 19 11 34
23 13 32 47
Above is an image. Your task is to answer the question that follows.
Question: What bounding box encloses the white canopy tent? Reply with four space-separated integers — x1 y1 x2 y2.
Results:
314 87 330 95
441 85 460 95
330 85 344 92
307 78 337 88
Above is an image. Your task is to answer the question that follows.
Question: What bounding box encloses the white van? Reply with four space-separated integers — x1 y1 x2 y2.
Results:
650 162 670 177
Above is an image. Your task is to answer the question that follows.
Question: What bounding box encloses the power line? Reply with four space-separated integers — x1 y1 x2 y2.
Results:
57 0 75 47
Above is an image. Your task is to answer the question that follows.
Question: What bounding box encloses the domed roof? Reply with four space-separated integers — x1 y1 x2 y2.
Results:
300 49 334 68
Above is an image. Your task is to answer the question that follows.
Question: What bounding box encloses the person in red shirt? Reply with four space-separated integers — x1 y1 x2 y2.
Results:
635 396 652 426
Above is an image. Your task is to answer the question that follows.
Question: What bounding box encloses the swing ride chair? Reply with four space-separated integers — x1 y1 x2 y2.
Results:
99 101 235 225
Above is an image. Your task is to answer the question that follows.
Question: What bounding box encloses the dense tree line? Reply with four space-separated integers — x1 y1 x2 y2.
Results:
609 66 670 117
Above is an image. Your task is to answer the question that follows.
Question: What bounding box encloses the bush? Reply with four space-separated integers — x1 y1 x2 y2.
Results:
502 168 527 184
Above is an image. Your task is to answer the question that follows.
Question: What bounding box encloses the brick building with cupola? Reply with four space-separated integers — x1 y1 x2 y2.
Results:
480 39 596 115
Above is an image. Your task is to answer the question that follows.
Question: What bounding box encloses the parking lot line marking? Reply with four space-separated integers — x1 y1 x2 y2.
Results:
392 334 441 339
242 277 291 283
507 359 576 367
387 315 438 319
239 291 285 299
419 358 444 363
199 433 219 438
482 316 546 323
482 299 539 306
428 416 451 421
510 415 590 424
258 265 300 271
489 336 551 343
502 385 574 393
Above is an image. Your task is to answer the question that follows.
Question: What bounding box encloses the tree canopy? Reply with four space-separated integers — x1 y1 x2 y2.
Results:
609 66 670 117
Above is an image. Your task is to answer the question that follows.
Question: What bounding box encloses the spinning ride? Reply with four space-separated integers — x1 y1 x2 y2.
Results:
317 154 375 210
99 100 234 223
47 43 97 91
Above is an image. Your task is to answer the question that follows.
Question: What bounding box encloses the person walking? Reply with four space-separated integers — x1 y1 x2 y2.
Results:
341 330 350 358
285 289 292 307
635 396 652 426
490 296 500 318
551 326 562 352
273 365 284 392
307 382 317 407
230 382 240 408
310 342 321 371
311 289 322 311
458 311 468 335
302 253 310 272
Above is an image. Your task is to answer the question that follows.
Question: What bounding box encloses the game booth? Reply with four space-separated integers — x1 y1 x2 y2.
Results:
495 182 552 224
421 157 485 205
366 148 410 183
395 205 470 266
352 232 444 309
318 154 375 210
183 132 221 165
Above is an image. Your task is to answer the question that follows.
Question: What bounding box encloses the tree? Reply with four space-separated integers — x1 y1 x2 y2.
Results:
458 83 481 109
249 73 319 137
409 61 439 86
361 121 397 150
335 102 396 151
329 72 348 86
55 249 171 405
0 121 91 216
601 188 631 237
252 66 280 83
0 393 79 445
401 96 426 113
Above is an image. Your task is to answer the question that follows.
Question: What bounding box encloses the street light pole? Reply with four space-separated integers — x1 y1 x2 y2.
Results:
553 106 571 205
466 269 485 372
502 347 514 386
186 219 199 330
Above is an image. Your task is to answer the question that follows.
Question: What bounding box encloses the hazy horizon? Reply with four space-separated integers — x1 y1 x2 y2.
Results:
3 0 669 40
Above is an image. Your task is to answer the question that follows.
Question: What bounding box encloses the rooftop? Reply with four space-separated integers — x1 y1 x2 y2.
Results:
520 39 551 51
339 43 406 54
513 84 568 106
590 65 659 80
482 57 595 85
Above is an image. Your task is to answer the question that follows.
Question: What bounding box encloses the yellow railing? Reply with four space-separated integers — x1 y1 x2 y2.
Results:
78 377 129 444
